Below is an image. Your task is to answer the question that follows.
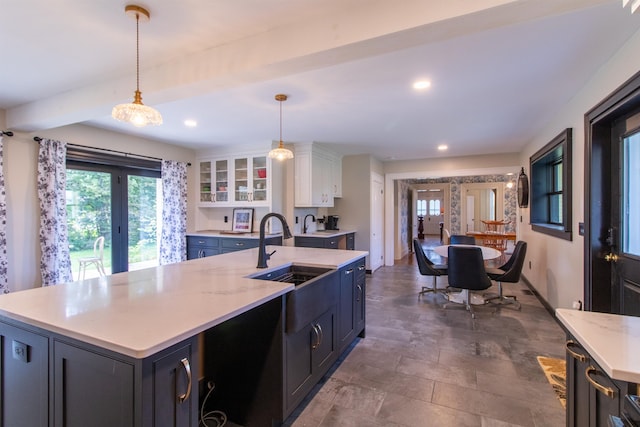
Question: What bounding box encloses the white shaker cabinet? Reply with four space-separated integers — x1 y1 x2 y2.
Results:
294 143 340 207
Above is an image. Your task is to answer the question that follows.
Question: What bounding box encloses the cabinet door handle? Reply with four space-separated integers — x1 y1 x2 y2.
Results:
316 323 323 347
565 340 587 362
178 357 192 403
357 284 363 302
585 366 615 398
311 324 320 350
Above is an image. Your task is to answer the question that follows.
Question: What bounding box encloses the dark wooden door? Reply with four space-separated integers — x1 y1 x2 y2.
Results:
585 70 640 314
610 120 640 315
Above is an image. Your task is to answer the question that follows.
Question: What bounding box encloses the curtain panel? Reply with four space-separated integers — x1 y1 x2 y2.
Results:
38 138 73 285
0 137 7 293
160 160 187 265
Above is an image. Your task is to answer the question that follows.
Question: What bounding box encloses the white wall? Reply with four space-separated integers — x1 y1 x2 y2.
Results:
519 27 640 310
3 124 196 291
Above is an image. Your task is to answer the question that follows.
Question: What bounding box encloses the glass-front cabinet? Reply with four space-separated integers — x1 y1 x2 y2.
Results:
198 154 269 206
199 159 229 204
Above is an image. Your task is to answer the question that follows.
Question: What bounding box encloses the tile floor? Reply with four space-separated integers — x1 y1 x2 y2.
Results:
283 239 567 427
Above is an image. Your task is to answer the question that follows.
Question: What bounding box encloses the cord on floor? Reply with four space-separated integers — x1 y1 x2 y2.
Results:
200 382 227 427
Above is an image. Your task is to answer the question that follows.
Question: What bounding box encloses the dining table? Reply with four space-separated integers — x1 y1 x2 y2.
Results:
432 244 501 305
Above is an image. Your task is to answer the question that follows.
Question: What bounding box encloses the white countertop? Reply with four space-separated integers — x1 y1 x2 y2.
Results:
294 230 355 238
556 308 640 383
188 230 282 239
0 246 367 359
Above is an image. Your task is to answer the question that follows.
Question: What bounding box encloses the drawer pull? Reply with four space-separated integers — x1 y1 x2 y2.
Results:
178 357 192 403
585 366 615 398
345 268 353 275
311 324 320 349
236 242 244 246
358 265 365 271
565 340 587 362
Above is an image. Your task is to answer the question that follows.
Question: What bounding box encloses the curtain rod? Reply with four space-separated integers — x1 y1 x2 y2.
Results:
33 136 191 166
1 131 13 137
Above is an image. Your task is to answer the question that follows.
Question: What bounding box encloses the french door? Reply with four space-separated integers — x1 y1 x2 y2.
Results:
66 160 161 279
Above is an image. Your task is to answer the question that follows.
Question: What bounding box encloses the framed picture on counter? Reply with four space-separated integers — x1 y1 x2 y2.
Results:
232 208 254 233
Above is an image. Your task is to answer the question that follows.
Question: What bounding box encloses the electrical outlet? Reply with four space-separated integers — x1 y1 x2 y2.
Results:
12 340 28 363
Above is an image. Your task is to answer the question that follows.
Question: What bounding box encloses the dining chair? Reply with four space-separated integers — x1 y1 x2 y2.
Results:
484 241 527 310
78 236 106 280
449 235 475 245
445 245 492 318
413 239 448 298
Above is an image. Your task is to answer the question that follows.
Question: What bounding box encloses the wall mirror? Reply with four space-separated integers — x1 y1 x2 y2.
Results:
460 182 505 233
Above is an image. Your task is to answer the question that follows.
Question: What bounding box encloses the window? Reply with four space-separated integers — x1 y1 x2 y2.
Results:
66 148 162 279
417 199 427 216
428 199 441 216
530 128 572 240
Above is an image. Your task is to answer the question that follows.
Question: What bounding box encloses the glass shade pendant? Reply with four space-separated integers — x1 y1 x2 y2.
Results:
112 5 162 127
268 94 294 160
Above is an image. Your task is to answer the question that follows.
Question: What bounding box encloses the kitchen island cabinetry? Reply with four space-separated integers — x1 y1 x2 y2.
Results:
557 309 640 427
0 246 368 427
0 318 198 427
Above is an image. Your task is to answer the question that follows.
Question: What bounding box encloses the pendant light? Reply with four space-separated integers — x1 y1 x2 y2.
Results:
112 5 163 127
268 94 294 160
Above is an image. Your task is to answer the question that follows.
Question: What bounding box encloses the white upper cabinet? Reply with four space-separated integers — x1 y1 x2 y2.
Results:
294 143 342 207
198 153 273 207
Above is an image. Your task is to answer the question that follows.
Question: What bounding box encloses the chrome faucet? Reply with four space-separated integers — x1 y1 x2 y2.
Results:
257 213 293 268
303 214 316 234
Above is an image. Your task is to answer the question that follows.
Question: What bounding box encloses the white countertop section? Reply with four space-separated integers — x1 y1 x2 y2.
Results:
188 230 281 239
556 308 640 383
0 246 367 359
294 230 355 238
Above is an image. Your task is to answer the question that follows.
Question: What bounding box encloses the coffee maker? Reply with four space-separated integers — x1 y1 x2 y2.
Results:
326 215 340 230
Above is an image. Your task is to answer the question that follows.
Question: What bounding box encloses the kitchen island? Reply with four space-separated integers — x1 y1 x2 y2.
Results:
0 246 368 427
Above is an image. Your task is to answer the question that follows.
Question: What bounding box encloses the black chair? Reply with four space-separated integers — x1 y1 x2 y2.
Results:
484 241 527 310
413 239 448 298
445 245 492 318
449 235 476 245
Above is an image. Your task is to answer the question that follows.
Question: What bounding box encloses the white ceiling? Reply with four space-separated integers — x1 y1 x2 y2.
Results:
2 0 640 160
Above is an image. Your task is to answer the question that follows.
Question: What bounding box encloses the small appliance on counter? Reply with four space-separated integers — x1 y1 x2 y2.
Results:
326 215 339 230
316 216 326 231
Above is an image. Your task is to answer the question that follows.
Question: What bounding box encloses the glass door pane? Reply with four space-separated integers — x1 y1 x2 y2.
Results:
128 175 161 271
66 169 112 280
623 132 640 256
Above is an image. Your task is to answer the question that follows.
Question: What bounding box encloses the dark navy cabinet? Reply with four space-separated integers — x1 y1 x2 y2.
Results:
187 235 282 259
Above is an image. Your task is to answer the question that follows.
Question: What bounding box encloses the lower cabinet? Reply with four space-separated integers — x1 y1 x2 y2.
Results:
294 232 355 250
0 322 49 427
565 335 634 427
0 318 198 427
187 235 282 259
337 258 366 353
285 307 337 413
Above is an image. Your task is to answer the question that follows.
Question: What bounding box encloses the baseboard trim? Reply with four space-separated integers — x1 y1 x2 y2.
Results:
521 276 565 330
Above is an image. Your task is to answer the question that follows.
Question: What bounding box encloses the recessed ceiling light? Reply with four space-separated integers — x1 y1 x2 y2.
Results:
184 119 197 127
437 144 448 151
413 80 431 90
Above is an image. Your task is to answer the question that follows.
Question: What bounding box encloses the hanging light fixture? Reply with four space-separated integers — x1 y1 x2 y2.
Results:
112 5 163 127
268 94 294 160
